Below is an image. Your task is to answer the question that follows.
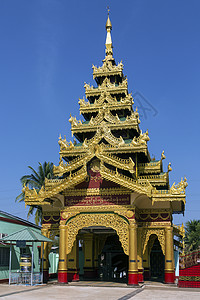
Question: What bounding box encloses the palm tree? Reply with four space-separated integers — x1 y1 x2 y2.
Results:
184 219 200 253
16 162 54 225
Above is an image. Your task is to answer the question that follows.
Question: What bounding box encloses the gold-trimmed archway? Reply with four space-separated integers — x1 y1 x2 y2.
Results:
142 229 165 255
66 213 129 255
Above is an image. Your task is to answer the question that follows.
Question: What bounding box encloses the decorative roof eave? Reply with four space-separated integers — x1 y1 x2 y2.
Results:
138 172 169 187
53 153 95 177
138 152 166 174
70 108 140 130
24 165 88 206
59 144 150 160
152 195 186 213
57 144 139 178
96 152 135 174
138 160 162 174
79 91 133 109
84 78 128 97
151 177 187 205
71 123 140 134
80 103 132 114
92 61 123 79
85 86 128 97
100 163 153 198
93 69 123 78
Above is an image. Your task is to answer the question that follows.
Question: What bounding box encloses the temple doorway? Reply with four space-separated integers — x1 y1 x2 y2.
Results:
78 226 128 282
150 237 164 281
99 234 128 282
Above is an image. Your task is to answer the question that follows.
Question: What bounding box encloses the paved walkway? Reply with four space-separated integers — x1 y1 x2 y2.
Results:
0 281 200 299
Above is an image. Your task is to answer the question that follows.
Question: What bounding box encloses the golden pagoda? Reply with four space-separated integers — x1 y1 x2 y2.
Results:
24 12 187 285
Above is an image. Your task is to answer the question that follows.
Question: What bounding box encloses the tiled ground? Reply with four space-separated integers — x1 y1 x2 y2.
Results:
0 281 200 299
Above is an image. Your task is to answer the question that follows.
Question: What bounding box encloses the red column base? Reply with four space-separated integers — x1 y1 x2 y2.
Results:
128 273 138 285
43 270 49 283
165 272 174 284
138 273 144 283
58 271 68 283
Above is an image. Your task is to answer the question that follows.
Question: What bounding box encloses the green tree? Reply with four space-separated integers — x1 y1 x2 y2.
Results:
184 219 200 252
16 162 54 225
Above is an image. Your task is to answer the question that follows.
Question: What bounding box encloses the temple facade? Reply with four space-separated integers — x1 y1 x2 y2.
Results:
24 13 187 285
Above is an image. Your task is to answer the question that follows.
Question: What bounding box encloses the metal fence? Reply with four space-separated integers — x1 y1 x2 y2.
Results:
10 272 43 285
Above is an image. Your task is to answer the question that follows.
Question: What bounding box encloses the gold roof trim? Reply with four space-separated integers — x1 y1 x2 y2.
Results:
92 61 123 79
84 77 128 97
138 172 169 187
24 165 87 205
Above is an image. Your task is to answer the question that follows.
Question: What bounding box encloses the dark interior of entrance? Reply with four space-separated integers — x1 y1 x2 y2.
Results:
79 227 128 282
150 237 164 281
99 235 128 282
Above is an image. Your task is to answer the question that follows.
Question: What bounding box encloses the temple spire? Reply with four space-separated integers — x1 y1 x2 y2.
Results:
105 7 113 57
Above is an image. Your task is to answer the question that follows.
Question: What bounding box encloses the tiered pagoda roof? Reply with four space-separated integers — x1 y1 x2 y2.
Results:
24 13 187 214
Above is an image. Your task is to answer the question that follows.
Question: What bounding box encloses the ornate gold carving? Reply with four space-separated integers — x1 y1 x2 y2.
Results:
131 130 149 147
138 160 162 174
138 172 168 187
100 163 153 197
97 152 135 173
139 222 171 227
168 162 172 172
161 150 166 160
58 135 75 152
92 60 123 78
81 125 125 146
84 77 128 97
63 187 131 197
170 177 188 194
53 154 85 176
126 210 134 218
66 213 129 255
62 212 69 219
79 92 133 114
142 228 165 255
70 107 139 134
24 165 87 205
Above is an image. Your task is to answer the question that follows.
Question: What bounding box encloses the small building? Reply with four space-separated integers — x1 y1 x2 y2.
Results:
0 210 58 283
0 210 41 282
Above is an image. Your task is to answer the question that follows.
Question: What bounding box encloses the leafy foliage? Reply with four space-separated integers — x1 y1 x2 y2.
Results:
184 219 200 253
16 162 54 225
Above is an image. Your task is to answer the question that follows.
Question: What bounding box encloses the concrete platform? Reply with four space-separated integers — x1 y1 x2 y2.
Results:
0 281 199 299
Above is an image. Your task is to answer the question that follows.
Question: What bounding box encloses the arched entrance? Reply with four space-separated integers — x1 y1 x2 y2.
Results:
100 234 128 282
77 226 128 282
150 236 164 281
61 212 129 283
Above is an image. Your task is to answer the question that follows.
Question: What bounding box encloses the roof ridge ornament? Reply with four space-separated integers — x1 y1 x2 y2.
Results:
105 7 113 58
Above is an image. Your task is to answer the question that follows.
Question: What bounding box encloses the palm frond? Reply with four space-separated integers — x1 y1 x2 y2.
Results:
16 161 54 225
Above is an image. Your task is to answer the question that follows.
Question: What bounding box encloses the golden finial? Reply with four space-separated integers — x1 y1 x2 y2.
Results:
161 150 166 160
168 162 172 172
106 6 112 30
105 6 113 57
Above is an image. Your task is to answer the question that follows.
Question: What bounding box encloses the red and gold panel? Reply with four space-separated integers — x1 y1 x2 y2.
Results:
65 194 130 206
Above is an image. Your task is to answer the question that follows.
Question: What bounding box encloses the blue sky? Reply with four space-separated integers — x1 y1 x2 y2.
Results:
0 0 199 225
